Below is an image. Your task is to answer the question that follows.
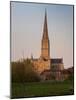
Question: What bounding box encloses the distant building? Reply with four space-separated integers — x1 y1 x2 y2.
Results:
31 10 64 80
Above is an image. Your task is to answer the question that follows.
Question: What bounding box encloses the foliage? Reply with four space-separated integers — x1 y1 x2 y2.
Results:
11 59 40 83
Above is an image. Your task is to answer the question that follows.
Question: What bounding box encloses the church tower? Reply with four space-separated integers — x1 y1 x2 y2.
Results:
41 10 50 60
32 10 51 73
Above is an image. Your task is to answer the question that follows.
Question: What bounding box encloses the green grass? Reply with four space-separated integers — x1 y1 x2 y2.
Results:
11 80 74 98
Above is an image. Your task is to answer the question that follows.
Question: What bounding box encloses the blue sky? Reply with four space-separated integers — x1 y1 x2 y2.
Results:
11 2 73 68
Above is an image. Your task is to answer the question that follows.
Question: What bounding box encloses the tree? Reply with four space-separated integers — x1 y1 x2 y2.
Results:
11 59 40 83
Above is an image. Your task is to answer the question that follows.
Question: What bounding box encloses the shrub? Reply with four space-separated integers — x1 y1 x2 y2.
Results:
11 59 40 83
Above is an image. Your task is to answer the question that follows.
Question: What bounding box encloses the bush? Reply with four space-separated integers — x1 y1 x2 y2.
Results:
11 59 40 83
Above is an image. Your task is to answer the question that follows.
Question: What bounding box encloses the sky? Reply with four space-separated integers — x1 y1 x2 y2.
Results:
11 1 73 68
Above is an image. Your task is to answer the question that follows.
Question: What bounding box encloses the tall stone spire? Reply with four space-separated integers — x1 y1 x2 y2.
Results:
42 9 49 39
41 9 50 60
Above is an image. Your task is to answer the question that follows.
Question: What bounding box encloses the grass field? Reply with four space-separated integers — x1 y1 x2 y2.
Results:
11 80 74 98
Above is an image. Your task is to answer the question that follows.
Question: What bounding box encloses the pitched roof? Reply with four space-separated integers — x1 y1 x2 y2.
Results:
51 58 63 64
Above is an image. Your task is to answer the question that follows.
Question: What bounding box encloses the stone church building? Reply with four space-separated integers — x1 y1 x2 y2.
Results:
31 10 64 80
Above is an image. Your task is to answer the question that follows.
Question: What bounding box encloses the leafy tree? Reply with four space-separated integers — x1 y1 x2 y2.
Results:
11 59 40 83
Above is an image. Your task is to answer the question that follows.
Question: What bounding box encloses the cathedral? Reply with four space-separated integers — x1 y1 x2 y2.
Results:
31 10 64 80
